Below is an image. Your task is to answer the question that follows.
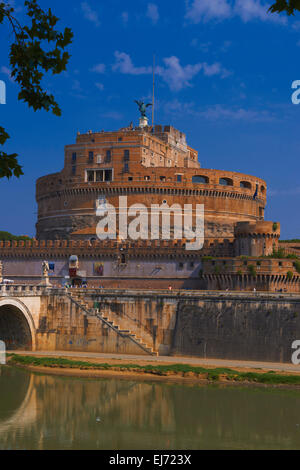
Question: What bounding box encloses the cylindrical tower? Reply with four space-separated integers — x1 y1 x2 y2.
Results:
234 221 280 257
36 126 267 246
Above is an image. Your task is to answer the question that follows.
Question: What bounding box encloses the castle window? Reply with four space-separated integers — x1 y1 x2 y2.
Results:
105 150 111 163
192 175 209 184
105 169 113 181
72 165 76 176
86 169 113 183
123 163 129 173
219 177 233 186
177 262 184 271
128 177 133 181
97 155 103 164
124 150 130 161
144 176 150 181
96 170 104 182
240 181 252 189
177 175 182 183
160 176 166 182
88 151 94 163
261 186 266 194
72 152 77 163
118 137 123 142
87 170 94 182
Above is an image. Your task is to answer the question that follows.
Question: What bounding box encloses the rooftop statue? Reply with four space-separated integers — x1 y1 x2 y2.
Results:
134 100 152 119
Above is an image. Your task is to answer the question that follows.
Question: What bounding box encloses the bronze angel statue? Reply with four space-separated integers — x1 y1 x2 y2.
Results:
134 100 152 118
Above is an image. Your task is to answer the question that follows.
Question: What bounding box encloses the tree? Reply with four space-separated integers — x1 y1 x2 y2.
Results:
269 0 300 15
0 231 32 241
0 0 73 178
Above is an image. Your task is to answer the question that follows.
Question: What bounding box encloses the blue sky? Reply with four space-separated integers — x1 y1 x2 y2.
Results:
1 0 300 238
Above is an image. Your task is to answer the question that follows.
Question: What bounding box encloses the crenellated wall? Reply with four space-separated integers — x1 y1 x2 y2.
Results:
201 257 300 292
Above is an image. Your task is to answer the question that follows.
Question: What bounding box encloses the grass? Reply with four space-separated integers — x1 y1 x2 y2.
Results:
7 354 300 386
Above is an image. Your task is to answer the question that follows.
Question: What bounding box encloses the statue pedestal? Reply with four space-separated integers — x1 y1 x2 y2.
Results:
139 116 149 128
39 276 52 288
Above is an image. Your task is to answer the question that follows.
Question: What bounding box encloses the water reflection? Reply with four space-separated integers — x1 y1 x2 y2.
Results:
1 366 300 449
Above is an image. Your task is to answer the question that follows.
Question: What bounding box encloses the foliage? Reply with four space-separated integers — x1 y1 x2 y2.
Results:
279 239 300 243
272 222 278 232
0 231 32 241
269 0 300 15
269 248 286 258
287 271 294 280
247 264 257 277
0 0 73 178
293 260 300 274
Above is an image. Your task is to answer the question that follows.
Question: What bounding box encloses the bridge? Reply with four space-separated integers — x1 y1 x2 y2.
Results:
1 284 300 362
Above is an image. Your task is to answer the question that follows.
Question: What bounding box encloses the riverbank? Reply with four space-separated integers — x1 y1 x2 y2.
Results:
6 354 300 389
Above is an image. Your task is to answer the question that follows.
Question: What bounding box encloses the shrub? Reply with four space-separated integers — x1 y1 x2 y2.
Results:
248 264 257 277
214 265 220 274
273 222 278 232
287 271 294 281
0 231 32 241
294 261 300 274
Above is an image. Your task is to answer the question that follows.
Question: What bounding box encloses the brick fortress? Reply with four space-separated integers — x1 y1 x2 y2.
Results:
1 118 299 291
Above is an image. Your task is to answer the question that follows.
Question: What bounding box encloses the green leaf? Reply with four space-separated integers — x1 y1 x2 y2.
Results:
0 0 73 179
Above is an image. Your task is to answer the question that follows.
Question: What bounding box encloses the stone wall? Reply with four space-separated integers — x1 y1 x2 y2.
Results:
41 290 300 362
2 288 300 363
36 292 149 355
172 295 300 363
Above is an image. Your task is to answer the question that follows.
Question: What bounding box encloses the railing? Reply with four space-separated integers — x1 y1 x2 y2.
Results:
1 284 300 300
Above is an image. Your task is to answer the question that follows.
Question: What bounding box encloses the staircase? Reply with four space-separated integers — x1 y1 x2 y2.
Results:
66 293 158 356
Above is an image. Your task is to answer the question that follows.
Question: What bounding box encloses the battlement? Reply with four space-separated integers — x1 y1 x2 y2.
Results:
202 257 299 275
0 238 235 259
235 221 280 237
202 256 300 292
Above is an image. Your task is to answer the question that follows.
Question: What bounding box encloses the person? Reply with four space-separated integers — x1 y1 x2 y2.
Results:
168 285 172 291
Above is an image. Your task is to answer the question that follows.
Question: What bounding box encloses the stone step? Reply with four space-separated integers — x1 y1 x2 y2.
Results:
91 310 157 356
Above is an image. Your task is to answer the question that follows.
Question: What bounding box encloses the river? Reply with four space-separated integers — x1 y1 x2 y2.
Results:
1 365 300 450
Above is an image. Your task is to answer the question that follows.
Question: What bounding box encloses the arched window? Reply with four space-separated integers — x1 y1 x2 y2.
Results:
240 181 252 189
219 177 233 186
261 186 266 194
192 175 209 184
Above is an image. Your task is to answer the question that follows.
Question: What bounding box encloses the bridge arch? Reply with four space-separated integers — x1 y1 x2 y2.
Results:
0 299 36 351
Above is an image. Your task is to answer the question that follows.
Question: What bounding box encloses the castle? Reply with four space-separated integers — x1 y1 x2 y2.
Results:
1 118 299 291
